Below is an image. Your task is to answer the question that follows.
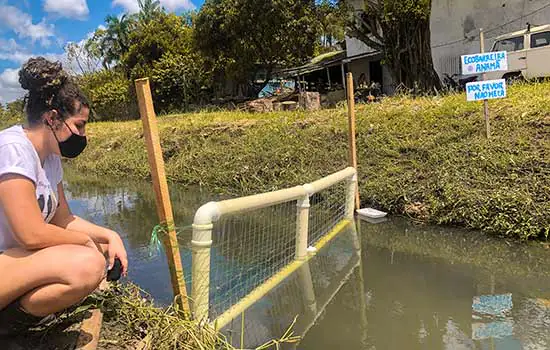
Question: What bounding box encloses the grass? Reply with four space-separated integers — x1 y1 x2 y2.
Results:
67 81 550 240
95 283 299 350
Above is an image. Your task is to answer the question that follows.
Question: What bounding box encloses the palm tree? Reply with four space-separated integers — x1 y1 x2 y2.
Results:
98 14 134 66
138 0 162 23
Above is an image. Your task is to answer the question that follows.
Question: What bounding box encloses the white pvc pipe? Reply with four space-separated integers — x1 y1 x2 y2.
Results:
190 167 358 321
308 167 356 194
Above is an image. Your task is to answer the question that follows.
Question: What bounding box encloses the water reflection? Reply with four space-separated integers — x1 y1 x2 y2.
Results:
300 219 550 350
220 223 363 349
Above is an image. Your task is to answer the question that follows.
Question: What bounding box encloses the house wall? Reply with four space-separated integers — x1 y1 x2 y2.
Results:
348 59 371 84
431 0 550 77
345 0 378 57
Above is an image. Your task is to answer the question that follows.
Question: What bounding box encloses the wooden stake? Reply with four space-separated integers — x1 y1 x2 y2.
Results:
135 78 190 314
480 29 491 138
75 280 108 350
346 72 361 209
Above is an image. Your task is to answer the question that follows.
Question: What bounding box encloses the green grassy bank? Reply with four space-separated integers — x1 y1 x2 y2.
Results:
67 82 550 239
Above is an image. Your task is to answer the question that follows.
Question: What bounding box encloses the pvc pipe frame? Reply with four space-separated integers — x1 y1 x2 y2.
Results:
191 167 357 322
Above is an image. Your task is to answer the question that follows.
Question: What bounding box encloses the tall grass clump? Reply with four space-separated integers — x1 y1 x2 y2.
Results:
95 283 299 349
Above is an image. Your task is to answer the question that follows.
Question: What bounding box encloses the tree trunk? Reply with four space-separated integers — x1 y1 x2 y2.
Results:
347 0 441 94
383 16 441 92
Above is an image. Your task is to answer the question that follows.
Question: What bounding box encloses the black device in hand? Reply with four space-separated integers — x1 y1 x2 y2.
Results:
107 257 122 282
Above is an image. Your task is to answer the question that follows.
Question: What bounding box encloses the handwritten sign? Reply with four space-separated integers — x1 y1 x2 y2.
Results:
466 79 507 101
473 294 513 316
462 51 508 75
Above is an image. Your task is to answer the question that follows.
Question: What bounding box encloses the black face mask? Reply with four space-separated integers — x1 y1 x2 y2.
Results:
50 121 87 159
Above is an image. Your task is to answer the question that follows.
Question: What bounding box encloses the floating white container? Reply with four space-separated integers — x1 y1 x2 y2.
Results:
356 208 388 220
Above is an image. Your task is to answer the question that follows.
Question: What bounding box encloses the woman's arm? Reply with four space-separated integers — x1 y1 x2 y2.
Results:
0 174 95 250
50 188 114 244
51 183 128 273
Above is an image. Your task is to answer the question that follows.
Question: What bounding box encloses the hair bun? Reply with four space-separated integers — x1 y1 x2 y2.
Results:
19 57 68 97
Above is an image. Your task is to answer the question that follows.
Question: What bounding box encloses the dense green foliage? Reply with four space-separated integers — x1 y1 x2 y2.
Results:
194 0 319 97
0 100 24 129
78 69 136 121
57 0 345 119
68 82 550 240
316 0 347 52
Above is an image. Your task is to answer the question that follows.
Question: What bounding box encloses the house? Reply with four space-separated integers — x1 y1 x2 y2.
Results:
275 0 550 98
345 0 550 91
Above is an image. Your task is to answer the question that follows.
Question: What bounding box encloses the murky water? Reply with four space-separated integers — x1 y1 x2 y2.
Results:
65 173 550 349
301 220 550 350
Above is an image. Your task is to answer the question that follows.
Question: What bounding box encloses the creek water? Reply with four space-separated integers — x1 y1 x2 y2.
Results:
64 173 550 349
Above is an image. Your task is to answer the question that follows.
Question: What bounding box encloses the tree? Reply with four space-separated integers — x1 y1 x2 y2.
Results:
65 41 102 74
194 0 319 98
137 0 162 23
88 14 136 69
347 0 441 92
0 99 24 129
123 13 192 77
122 12 210 112
151 52 211 112
317 0 346 51
78 69 135 121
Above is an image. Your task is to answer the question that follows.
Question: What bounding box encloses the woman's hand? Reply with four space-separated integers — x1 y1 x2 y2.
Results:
105 230 129 277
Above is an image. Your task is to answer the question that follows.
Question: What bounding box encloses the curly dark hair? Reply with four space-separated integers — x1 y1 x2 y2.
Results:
19 57 91 126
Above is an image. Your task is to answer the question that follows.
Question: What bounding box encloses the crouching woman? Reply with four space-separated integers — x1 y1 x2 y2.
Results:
0 57 128 335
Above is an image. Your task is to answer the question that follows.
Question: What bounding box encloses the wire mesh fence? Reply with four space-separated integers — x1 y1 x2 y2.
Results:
308 181 348 247
191 167 356 325
208 201 298 320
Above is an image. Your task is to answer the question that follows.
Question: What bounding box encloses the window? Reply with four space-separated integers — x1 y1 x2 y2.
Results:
531 31 550 48
493 36 524 52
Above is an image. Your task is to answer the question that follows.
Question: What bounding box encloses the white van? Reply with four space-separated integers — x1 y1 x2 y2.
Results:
485 24 550 81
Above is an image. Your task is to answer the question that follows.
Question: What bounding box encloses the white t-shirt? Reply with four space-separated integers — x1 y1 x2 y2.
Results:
0 125 63 252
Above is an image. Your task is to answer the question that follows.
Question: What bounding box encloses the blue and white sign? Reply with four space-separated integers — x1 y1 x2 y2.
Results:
462 51 508 75
473 294 513 316
466 79 507 101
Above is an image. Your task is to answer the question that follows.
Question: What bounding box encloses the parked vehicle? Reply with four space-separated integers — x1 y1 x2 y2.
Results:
485 24 550 81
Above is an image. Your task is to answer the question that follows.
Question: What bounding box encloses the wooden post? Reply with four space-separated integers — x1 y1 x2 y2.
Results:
480 29 491 138
346 72 361 209
135 78 190 314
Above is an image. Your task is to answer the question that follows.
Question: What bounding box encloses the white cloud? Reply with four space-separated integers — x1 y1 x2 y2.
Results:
0 38 21 52
0 5 54 45
159 0 195 11
0 68 25 104
43 0 89 19
0 51 33 64
112 0 195 13
0 38 33 64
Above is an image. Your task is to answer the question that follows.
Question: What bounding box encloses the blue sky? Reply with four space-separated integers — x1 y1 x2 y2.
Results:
0 0 204 104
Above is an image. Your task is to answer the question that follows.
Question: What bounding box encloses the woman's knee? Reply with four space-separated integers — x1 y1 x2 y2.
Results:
67 247 105 292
